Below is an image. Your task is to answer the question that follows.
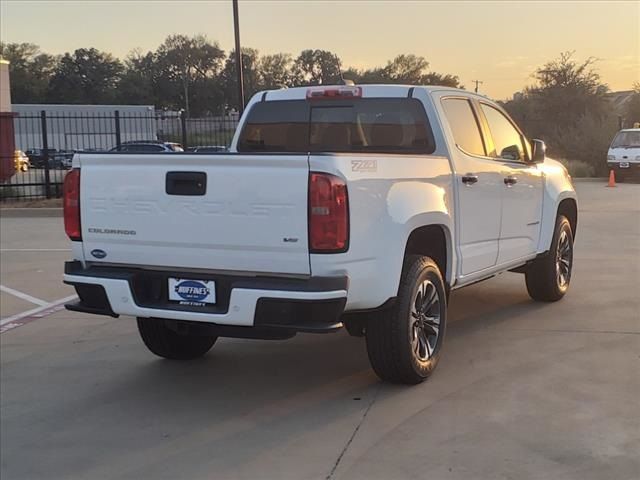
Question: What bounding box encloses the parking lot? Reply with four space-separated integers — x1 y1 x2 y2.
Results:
1 180 638 480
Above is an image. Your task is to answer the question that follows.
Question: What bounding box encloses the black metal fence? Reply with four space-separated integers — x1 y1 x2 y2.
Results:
2 110 239 201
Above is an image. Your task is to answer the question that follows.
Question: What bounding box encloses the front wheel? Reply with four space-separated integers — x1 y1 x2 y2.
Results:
137 317 217 360
525 215 574 302
365 255 447 384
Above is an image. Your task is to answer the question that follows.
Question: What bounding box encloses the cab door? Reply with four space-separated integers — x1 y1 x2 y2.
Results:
439 97 502 276
477 102 544 264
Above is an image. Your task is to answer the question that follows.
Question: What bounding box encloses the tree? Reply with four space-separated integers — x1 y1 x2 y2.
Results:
342 54 462 88
47 48 123 104
260 53 295 89
383 54 429 84
117 50 160 105
421 72 462 88
292 49 342 85
222 48 262 110
503 51 614 175
526 51 609 126
624 82 640 126
342 66 387 84
155 35 225 116
0 42 57 103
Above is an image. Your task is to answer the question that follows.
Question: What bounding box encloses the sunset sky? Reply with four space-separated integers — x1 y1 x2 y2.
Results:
1 0 638 99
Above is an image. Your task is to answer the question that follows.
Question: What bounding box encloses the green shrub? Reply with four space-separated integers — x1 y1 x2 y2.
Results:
546 114 618 177
557 158 596 178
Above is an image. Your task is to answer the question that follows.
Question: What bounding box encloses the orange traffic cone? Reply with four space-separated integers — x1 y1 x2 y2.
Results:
606 169 616 187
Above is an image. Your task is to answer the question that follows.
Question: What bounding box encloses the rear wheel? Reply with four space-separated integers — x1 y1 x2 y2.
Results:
365 255 447 384
137 317 217 360
525 215 574 302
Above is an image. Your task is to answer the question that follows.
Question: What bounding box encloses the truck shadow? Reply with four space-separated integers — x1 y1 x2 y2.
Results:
6 274 561 477
101 273 551 407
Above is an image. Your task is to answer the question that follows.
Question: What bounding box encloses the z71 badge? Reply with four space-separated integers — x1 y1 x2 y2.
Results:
351 159 377 172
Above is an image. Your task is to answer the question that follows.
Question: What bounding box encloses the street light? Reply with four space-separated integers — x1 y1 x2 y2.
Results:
232 0 245 114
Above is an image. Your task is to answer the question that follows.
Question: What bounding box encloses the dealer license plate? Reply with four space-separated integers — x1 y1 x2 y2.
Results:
168 278 216 305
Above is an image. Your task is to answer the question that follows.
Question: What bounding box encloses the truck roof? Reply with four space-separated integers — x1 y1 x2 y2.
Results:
258 84 486 102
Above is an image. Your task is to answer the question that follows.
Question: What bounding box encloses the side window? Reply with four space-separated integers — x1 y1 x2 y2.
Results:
128 144 164 152
480 104 525 161
441 98 486 156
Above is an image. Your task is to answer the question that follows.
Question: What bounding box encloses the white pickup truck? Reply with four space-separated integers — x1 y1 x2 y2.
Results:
63 85 577 384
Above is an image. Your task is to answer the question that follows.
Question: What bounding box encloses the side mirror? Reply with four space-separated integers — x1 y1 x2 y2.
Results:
531 139 546 163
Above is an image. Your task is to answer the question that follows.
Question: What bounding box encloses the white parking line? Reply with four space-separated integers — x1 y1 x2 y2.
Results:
0 284 49 307
0 294 78 328
0 248 71 252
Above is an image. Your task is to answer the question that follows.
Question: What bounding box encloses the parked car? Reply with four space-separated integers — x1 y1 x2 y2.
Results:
25 148 58 168
63 84 577 385
607 128 640 181
57 151 75 169
14 150 29 172
24 148 71 169
109 141 184 153
187 145 229 153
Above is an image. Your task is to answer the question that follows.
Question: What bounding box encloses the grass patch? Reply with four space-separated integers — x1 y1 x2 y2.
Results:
0 197 63 207
557 158 596 178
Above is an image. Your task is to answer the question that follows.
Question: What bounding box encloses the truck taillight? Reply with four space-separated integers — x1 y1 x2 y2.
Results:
306 86 362 99
309 172 349 253
63 169 81 241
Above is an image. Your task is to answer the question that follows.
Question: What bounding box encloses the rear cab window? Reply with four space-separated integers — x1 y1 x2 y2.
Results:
237 98 435 154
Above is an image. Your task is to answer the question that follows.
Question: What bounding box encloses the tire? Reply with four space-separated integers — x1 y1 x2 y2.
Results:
137 317 217 360
365 255 447 384
525 215 574 302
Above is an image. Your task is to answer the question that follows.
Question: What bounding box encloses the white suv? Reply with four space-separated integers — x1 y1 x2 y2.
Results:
607 128 640 181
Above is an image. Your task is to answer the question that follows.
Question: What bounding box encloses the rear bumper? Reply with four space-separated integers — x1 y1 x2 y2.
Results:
63 261 347 333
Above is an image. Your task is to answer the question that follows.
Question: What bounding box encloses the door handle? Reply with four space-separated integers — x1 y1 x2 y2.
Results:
461 174 479 185
504 175 518 186
166 171 207 195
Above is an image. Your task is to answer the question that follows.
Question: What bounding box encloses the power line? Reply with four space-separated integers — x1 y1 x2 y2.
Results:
472 80 483 93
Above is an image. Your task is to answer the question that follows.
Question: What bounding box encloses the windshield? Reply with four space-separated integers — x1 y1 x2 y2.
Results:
611 131 640 148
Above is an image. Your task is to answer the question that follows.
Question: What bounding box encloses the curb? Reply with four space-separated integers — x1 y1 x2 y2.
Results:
0 208 63 218
573 178 607 183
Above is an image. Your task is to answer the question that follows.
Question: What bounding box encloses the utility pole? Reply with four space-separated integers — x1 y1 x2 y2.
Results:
472 80 483 94
232 0 245 114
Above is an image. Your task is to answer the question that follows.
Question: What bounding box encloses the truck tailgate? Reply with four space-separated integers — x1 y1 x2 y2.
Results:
78 154 310 275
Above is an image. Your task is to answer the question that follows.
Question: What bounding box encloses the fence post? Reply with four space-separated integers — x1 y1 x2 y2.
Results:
114 110 122 148
180 110 188 149
40 110 51 199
